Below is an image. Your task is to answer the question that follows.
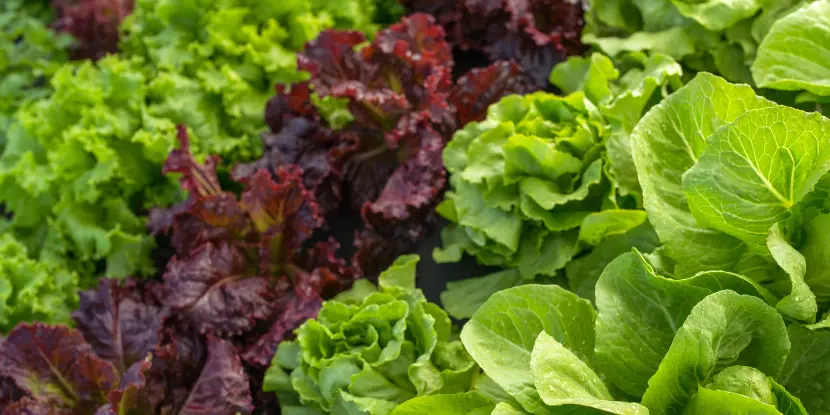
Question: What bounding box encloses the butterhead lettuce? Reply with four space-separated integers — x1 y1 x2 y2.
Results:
434 53 680 317
265 255 477 415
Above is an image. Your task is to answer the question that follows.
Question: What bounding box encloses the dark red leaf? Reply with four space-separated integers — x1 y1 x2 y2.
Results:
51 0 134 60
103 356 153 414
350 125 446 276
2 397 70 415
178 336 253 415
401 0 587 87
162 126 224 199
163 242 278 337
0 378 25 413
0 324 118 411
241 290 323 367
71 279 166 373
362 126 446 224
368 13 452 69
485 32 563 88
238 167 322 269
451 61 538 125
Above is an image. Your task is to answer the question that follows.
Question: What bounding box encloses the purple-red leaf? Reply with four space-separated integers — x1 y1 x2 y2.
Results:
241 290 323 366
178 336 253 415
450 60 537 125
2 397 70 415
0 324 118 411
52 0 134 60
163 242 278 337
402 0 586 87
71 279 166 373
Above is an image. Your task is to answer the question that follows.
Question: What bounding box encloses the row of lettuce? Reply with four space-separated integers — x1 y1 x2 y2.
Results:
260 1 830 414
0 0 583 413
2 0 830 414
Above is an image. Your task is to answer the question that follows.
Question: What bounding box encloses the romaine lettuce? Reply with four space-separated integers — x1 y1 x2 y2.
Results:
392 252 828 415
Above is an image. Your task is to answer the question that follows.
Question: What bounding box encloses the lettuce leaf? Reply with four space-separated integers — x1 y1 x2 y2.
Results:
631 72 830 322
583 0 807 84
752 0 830 96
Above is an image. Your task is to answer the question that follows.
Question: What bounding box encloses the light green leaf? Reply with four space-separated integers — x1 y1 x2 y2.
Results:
583 28 697 60
596 251 774 398
752 0 830 96
389 392 495 415
683 387 783 414
641 291 790 414
770 378 810 415
461 285 596 414
566 222 660 302
595 251 711 397
767 224 817 322
379 255 419 291
683 106 830 252
440 270 523 320
671 0 765 31
492 403 530 415
577 210 648 246
550 56 593 95
800 213 830 304
531 332 648 414
631 72 776 276
708 366 775 404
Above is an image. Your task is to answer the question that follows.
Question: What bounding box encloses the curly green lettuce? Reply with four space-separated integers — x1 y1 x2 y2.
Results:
119 0 404 162
0 233 79 332
264 255 477 415
583 0 807 84
0 56 180 280
0 0 72 149
434 53 681 317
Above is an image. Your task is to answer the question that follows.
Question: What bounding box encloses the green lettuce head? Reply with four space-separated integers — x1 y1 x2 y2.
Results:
264 255 477 415
435 53 682 317
582 0 806 84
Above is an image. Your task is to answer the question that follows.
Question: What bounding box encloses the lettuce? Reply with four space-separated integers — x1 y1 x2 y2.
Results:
400 0 588 87
118 0 403 162
0 323 254 414
265 255 477 415
631 72 830 320
0 234 79 332
392 251 828 415
752 0 830 98
434 53 681 317
583 0 806 84
0 56 179 281
0 0 71 150
0 0 401 302
241 15 537 279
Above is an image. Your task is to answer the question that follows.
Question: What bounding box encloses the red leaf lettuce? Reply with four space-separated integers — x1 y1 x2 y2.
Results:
51 0 135 60
239 13 536 277
401 0 587 87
